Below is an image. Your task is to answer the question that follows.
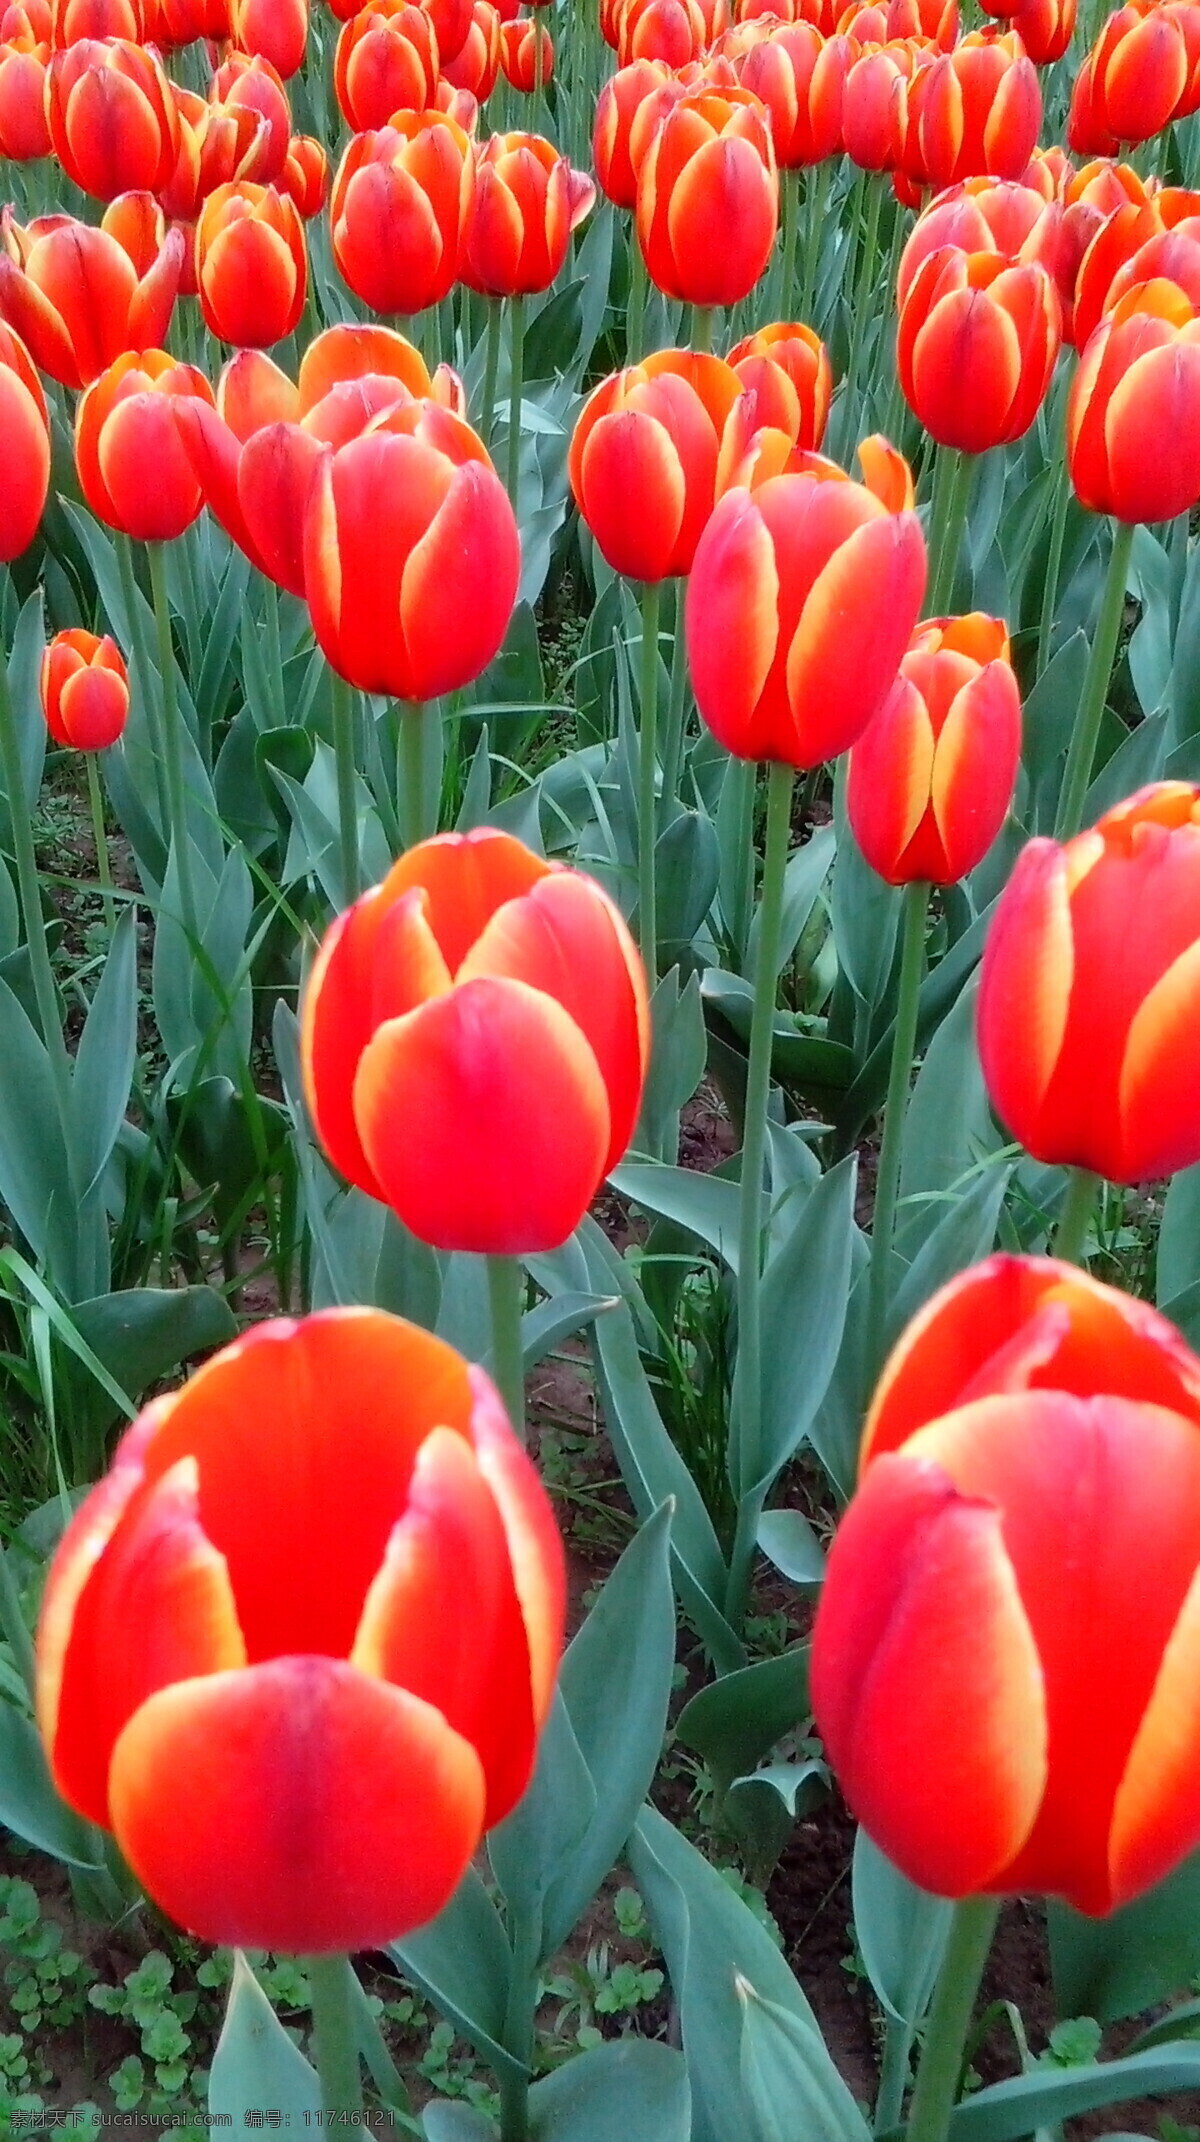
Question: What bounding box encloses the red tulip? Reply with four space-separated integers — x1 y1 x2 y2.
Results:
278 131 329 216
159 85 274 222
0 323 50 560
978 783 1200 1182
334 0 438 132
728 320 832 450
50 0 149 45
896 175 1064 309
593 58 674 207
903 30 1041 192
40 629 129 750
332 112 474 316
617 0 707 65
36 1309 565 1951
196 181 306 349
636 84 779 306
1068 282 1200 522
443 1 501 97
569 348 744 581
1069 0 1197 154
733 20 847 167
847 613 1021 885
686 455 926 765
898 247 1061 451
499 14 551 86
229 0 307 75
422 0 472 57
841 45 924 175
461 132 595 296
1072 187 1200 350
209 52 291 178
0 198 183 388
45 36 179 200
0 35 50 160
302 830 651 1252
75 349 214 541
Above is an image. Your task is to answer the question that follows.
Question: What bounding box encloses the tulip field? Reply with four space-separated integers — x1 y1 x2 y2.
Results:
9 0 1200 2135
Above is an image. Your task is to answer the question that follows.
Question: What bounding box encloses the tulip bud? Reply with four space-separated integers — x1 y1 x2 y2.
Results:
686 458 927 766
904 30 1041 192
210 52 291 178
278 132 329 216
978 782 1200 1182
229 0 307 76
728 320 832 450
40 629 129 750
499 14 552 88
334 0 439 132
847 614 1021 885
898 247 1062 452
0 322 50 561
617 0 706 65
75 349 215 541
733 20 846 167
442 0 500 96
0 199 184 387
422 0 472 57
1068 283 1200 522
1072 186 1200 349
896 175 1064 310
45 36 179 200
196 181 306 348
569 348 744 581
1069 0 1193 152
461 131 595 296
0 37 50 160
636 84 779 306
159 88 274 222
301 830 651 1253
332 112 475 316
593 59 673 207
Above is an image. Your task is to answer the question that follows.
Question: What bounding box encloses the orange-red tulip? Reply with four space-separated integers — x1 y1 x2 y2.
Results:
978 783 1200 1182
636 84 778 306
887 0 958 42
1072 186 1200 349
728 320 832 450
1069 0 1197 153
40 629 128 750
279 131 329 215
50 0 148 42
896 175 1064 308
36 1309 565 1952
733 20 846 167
75 349 214 541
229 0 307 74
617 0 706 64
156 0 226 37
593 58 674 207
1 0 50 35
0 323 50 561
1001 0 1076 63
303 399 519 698
1068 283 1200 522
0 199 184 388
841 45 926 175
569 348 744 580
686 456 926 766
45 37 179 200
196 181 306 347
302 830 651 1252
812 1362 1200 1911
0 35 49 159
210 51 291 177
332 112 474 316
422 0 472 57
443 0 500 96
904 30 1041 192
498 13 551 87
159 85 274 221
334 0 438 131
898 247 1061 451
847 613 1021 885
461 131 595 295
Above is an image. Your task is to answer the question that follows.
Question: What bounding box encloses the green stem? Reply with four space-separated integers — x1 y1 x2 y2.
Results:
638 579 661 987
331 667 360 904
1054 517 1135 839
85 752 116 935
147 541 197 947
799 156 829 325
304 1955 363 2117
505 292 526 508
692 304 714 353
725 760 794 1628
486 1252 526 1443
398 698 439 849
874 2011 914 2134
926 447 975 617
658 581 689 825
778 166 799 316
867 879 928 1379
262 571 285 730
117 535 169 831
1052 1164 1099 1266
0 1538 35 1702
842 172 884 449
498 1906 539 2142
482 298 503 455
626 225 647 363
724 756 758 970
347 1968 413 2122
0 640 68 1105
1036 453 1072 681
905 1898 1000 2142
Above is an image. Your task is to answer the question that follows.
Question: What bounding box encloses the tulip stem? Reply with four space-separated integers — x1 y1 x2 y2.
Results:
1036 453 1072 681
799 158 829 326
627 232 647 364
331 668 360 904
117 535 170 835
147 542 198 952
926 447 974 617
867 879 928 1380
692 305 714 354
725 759 794 1629
658 581 689 826
482 298 503 455
0 632 69 1111
505 293 526 508
1054 516 1135 839
85 753 116 936
905 1897 1000 2142
398 699 439 849
638 579 661 986
304 1955 364 2116
1053 1164 1100 1266
842 172 884 452
486 1253 526 1441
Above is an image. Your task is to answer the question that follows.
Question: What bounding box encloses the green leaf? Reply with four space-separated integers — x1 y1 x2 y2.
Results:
1157 1161 1200 1311
610 1162 741 1272
829 776 900 1017
0 1701 103 1868
939 2045 1200 2142
851 1831 951 2027
4 591 46 823
389 1870 519 2083
634 968 706 1163
748 824 835 981
675 1647 810 1801
72 1286 236 1413
888 1165 1011 1351
1048 1849 1200 2025
422 2108 495 2142
520 1292 616 1370
69 908 137 1198
738 1978 873 2142
656 810 720 964
540 1502 676 1957
208 1952 319 2134
488 1689 595 1955
530 2038 689 2142
749 1154 857 1496
0 976 77 1287
895 976 1000 1261
756 1510 825 1587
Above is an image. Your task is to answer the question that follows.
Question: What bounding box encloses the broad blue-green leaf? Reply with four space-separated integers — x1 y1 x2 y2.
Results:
745 1154 857 1496
748 824 835 980
851 1831 951 2027
423 2107 495 2142
657 809 720 961
0 975 76 1284
1048 1849 1200 2025
540 1503 675 1956
72 1285 236 1410
521 1291 616 1369
69 908 137 1197
0 1700 103 1867
895 977 1000 1261
1157 1161 1200 1311
888 1164 1011 1350
739 1978 873 2142
939 2044 1200 2142
4 591 46 820
389 1868 519 2082
675 1647 810 1800
488 1689 595 1955
530 2038 689 2142
756 1509 825 1587
611 1162 741 1272
208 1952 320 2134
635 968 706 1162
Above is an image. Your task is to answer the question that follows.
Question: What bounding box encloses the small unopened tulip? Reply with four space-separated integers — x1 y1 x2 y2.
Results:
636 84 779 306
569 348 744 580
75 349 214 540
499 15 551 87
229 0 307 76
332 112 474 316
40 630 128 750
196 181 306 347
334 0 438 132
279 132 329 216
728 321 832 450
0 36 50 160
898 248 1061 451
443 0 500 96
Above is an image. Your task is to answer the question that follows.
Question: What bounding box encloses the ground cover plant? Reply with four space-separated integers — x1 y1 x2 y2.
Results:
3 0 1200 2138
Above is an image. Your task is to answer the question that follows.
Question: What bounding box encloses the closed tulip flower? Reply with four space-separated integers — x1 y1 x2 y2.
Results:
733 21 846 167
905 31 1041 192
1069 0 1195 153
159 87 274 222
75 349 214 541
45 37 179 200
443 1 501 97
637 84 779 307
302 830 650 1252
499 14 552 87
593 58 674 206
279 131 329 215
1004 0 1076 64
898 247 1061 451
0 323 50 561
978 783 1200 1183
229 0 307 76
841 45 923 175
334 0 438 132
1072 187 1200 350
0 35 50 160
423 0 472 56
1068 282 1200 522
728 320 832 450
0 200 184 389
156 0 228 38
196 181 306 347
332 113 474 316
36 1309 565 1952
210 52 291 178
686 456 926 766
461 132 595 296
617 0 706 65
569 348 743 581
40 630 129 751
49 0 146 41
896 176 1064 310
848 614 1021 885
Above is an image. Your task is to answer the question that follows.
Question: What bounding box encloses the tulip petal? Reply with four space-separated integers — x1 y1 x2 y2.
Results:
399 461 520 701
577 408 686 582
686 489 779 761
377 828 550 976
812 1451 1047 1896
1118 933 1200 1179
664 137 777 308
467 1365 566 1733
58 664 128 749
847 677 936 884
1110 1560 1200 1907
785 511 928 763
109 1658 486 1952
976 838 1074 1148
353 976 610 1252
